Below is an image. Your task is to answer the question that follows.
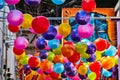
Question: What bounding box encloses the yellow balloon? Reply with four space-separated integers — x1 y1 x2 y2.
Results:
15 52 25 60
58 23 71 37
21 13 33 29
77 65 88 75
95 53 101 61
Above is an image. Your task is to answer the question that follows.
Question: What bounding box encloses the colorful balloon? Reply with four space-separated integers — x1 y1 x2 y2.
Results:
7 10 24 26
70 29 81 42
39 50 48 59
48 39 60 49
21 13 33 29
58 23 71 37
54 55 64 63
61 44 74 57
89 61 101 72
0 0 4 9
82 0 96 12
86 42 96 54
101 57 115 70
47 52 55 61
53 63 64 74
75 10 90 25
52 45 62 55
94 38 107 51
15 52 26 60
42 25 57 40
102 69 112 77
61 71 67 78
88 72 96 80
50 72 59 79
28 56 40 68
24 0 41 6
32 16 50 34
40 60 52 71
52 0 65 5
75 42 87 54
77 65 88 75
14 37 28 50
35 37 47 50
86 54 96 62
68 51 80 63
105 46 117 56
19 55 29 65
8 24 20 33
78 23 94 38
5 0 20 4
13 47 24 55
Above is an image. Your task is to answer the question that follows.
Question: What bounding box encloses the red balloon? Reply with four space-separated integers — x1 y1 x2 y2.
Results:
105 40 110 49
94 38 107 51
82 0 96 12
50 71 59 79
32 16 50 34
13 47 24 55
68 51 80 63
89 61 101 73
8 24 20 33
64 41 74 47
28 57 40 68
95 71 100 80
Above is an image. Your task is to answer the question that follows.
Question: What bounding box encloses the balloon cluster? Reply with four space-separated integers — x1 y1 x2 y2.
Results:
2 0 118 79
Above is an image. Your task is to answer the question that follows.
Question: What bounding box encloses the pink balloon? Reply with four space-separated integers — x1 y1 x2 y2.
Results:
78 23 94 38
55 32 63 40
14 37 28 50
5 0 20 5
68 74 80 80
37 69 43 74
7 10 23 26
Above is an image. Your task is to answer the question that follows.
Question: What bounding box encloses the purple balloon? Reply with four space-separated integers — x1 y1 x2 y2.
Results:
39 50 48 59
78 23 94 38
67 70 77 77
35 37 47 50
24 0 41 6
86 54 96 62
75 10 90 25
5 0 20 5
78 74 86 79
42 25 57 40
61 71 67 78
70 29 81 42
86 42 96 54
7 10 23 26
14 37 28 50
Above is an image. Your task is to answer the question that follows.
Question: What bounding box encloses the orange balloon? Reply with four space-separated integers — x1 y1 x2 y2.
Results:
61 44 74 57
54 55 64 63
40 60 52 71
34 52 40 57
101 57 115 70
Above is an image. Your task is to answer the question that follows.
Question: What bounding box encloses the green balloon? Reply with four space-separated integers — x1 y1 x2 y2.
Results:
19 55 28 65
81 53 90 59
88 72 96 80
52 45 62 55
75 42 87 54
47 52 55 61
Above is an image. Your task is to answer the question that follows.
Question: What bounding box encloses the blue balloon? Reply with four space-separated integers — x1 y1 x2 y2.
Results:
67 70 77 77
105 46 117 56
54 63 64 74
48 39 60 49
75 10 90 25
0 0 4 9
52 0 65 5
86 42 96 54
102 69 112 77
42 25 57 40
81 39 90 43
24 0 41 6
64 62 74 72
35 37 47 50
39 50 48 59
70 29 81 42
